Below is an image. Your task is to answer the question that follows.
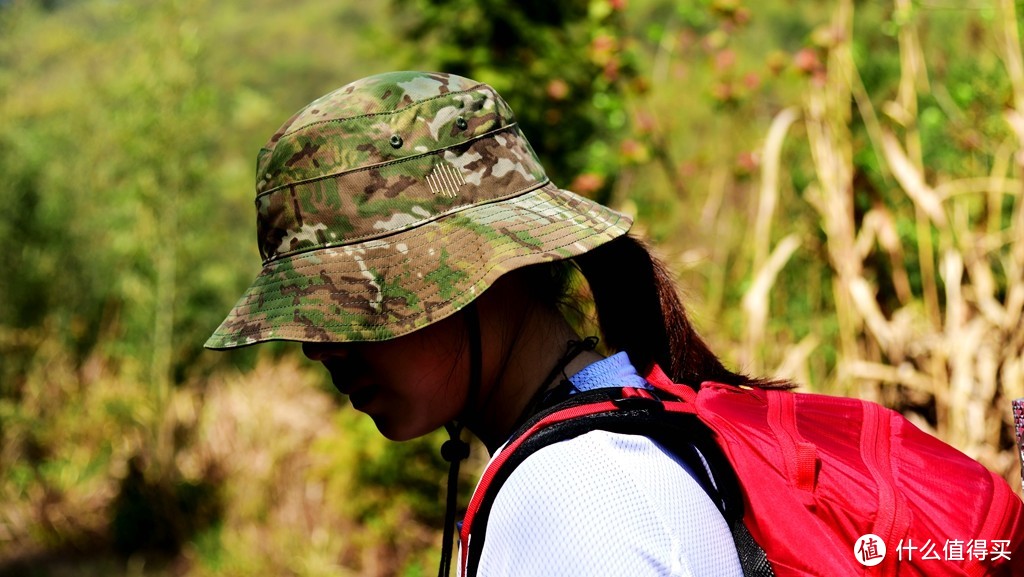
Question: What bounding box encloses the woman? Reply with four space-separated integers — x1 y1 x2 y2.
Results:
206 71 770 576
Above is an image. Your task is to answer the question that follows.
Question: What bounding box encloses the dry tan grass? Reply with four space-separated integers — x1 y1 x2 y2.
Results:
738 0 1024 490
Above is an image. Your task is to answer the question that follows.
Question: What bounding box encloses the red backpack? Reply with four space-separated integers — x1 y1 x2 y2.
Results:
458 365 1024 576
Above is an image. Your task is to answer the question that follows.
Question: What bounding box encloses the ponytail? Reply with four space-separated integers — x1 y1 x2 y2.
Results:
573 234 788 390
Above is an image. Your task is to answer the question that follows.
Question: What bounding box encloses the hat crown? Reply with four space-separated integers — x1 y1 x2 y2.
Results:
252 71 549 264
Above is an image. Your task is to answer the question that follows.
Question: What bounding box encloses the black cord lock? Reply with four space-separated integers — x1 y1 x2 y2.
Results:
441 438 470 462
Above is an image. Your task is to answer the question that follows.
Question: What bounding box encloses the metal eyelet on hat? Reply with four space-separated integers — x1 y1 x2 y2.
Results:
390 135 403 148
455 117 468 130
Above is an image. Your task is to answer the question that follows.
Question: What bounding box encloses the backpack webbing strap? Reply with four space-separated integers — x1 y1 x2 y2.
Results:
460 389 774 577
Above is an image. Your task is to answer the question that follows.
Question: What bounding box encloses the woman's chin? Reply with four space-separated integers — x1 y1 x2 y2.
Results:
370 414 431 442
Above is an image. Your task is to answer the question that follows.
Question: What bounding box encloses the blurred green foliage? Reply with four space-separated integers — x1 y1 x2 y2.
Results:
2 0 1023 575
393 0 641 201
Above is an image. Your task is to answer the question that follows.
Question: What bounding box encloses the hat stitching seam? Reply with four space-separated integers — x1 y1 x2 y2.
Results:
219 221 625 339
249 189 598 274
255 123 523 200
280 84 493 138
261 179 556 265
222 235 620 339
257 199 605 279
259 200 604 278
222 209 626 328
245 202 609 302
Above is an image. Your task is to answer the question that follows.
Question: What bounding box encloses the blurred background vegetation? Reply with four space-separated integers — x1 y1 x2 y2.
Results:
2 0 1023 575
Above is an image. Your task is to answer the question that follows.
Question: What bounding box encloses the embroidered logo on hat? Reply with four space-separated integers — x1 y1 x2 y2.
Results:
427 161 466 198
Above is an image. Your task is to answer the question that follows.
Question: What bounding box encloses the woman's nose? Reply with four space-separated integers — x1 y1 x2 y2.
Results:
301 342 348 362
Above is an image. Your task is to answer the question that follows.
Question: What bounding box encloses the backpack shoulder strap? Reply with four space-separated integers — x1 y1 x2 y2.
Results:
458 387 774 577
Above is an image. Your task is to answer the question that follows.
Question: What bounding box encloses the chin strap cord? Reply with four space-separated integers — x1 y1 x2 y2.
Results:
438 421 469 577
438 303 480 577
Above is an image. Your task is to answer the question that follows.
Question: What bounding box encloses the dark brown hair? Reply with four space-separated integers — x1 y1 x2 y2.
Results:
565 234 789 390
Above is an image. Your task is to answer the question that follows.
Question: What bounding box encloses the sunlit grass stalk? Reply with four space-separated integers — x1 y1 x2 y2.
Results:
742 235 801 374
798 0 866 396
740 107 800 373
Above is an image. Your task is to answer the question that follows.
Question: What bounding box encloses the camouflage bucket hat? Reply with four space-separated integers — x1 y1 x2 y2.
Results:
205 71 632 349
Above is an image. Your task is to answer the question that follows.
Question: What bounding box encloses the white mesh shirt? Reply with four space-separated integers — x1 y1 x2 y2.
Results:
463 353 744 577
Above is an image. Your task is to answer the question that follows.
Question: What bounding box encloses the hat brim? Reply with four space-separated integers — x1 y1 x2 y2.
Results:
204 182 631 349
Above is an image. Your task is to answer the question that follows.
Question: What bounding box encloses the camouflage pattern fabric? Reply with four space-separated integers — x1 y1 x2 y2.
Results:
206 71 632 349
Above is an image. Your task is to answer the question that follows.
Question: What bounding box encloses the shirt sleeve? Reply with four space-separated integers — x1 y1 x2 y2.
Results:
474 431 743 577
